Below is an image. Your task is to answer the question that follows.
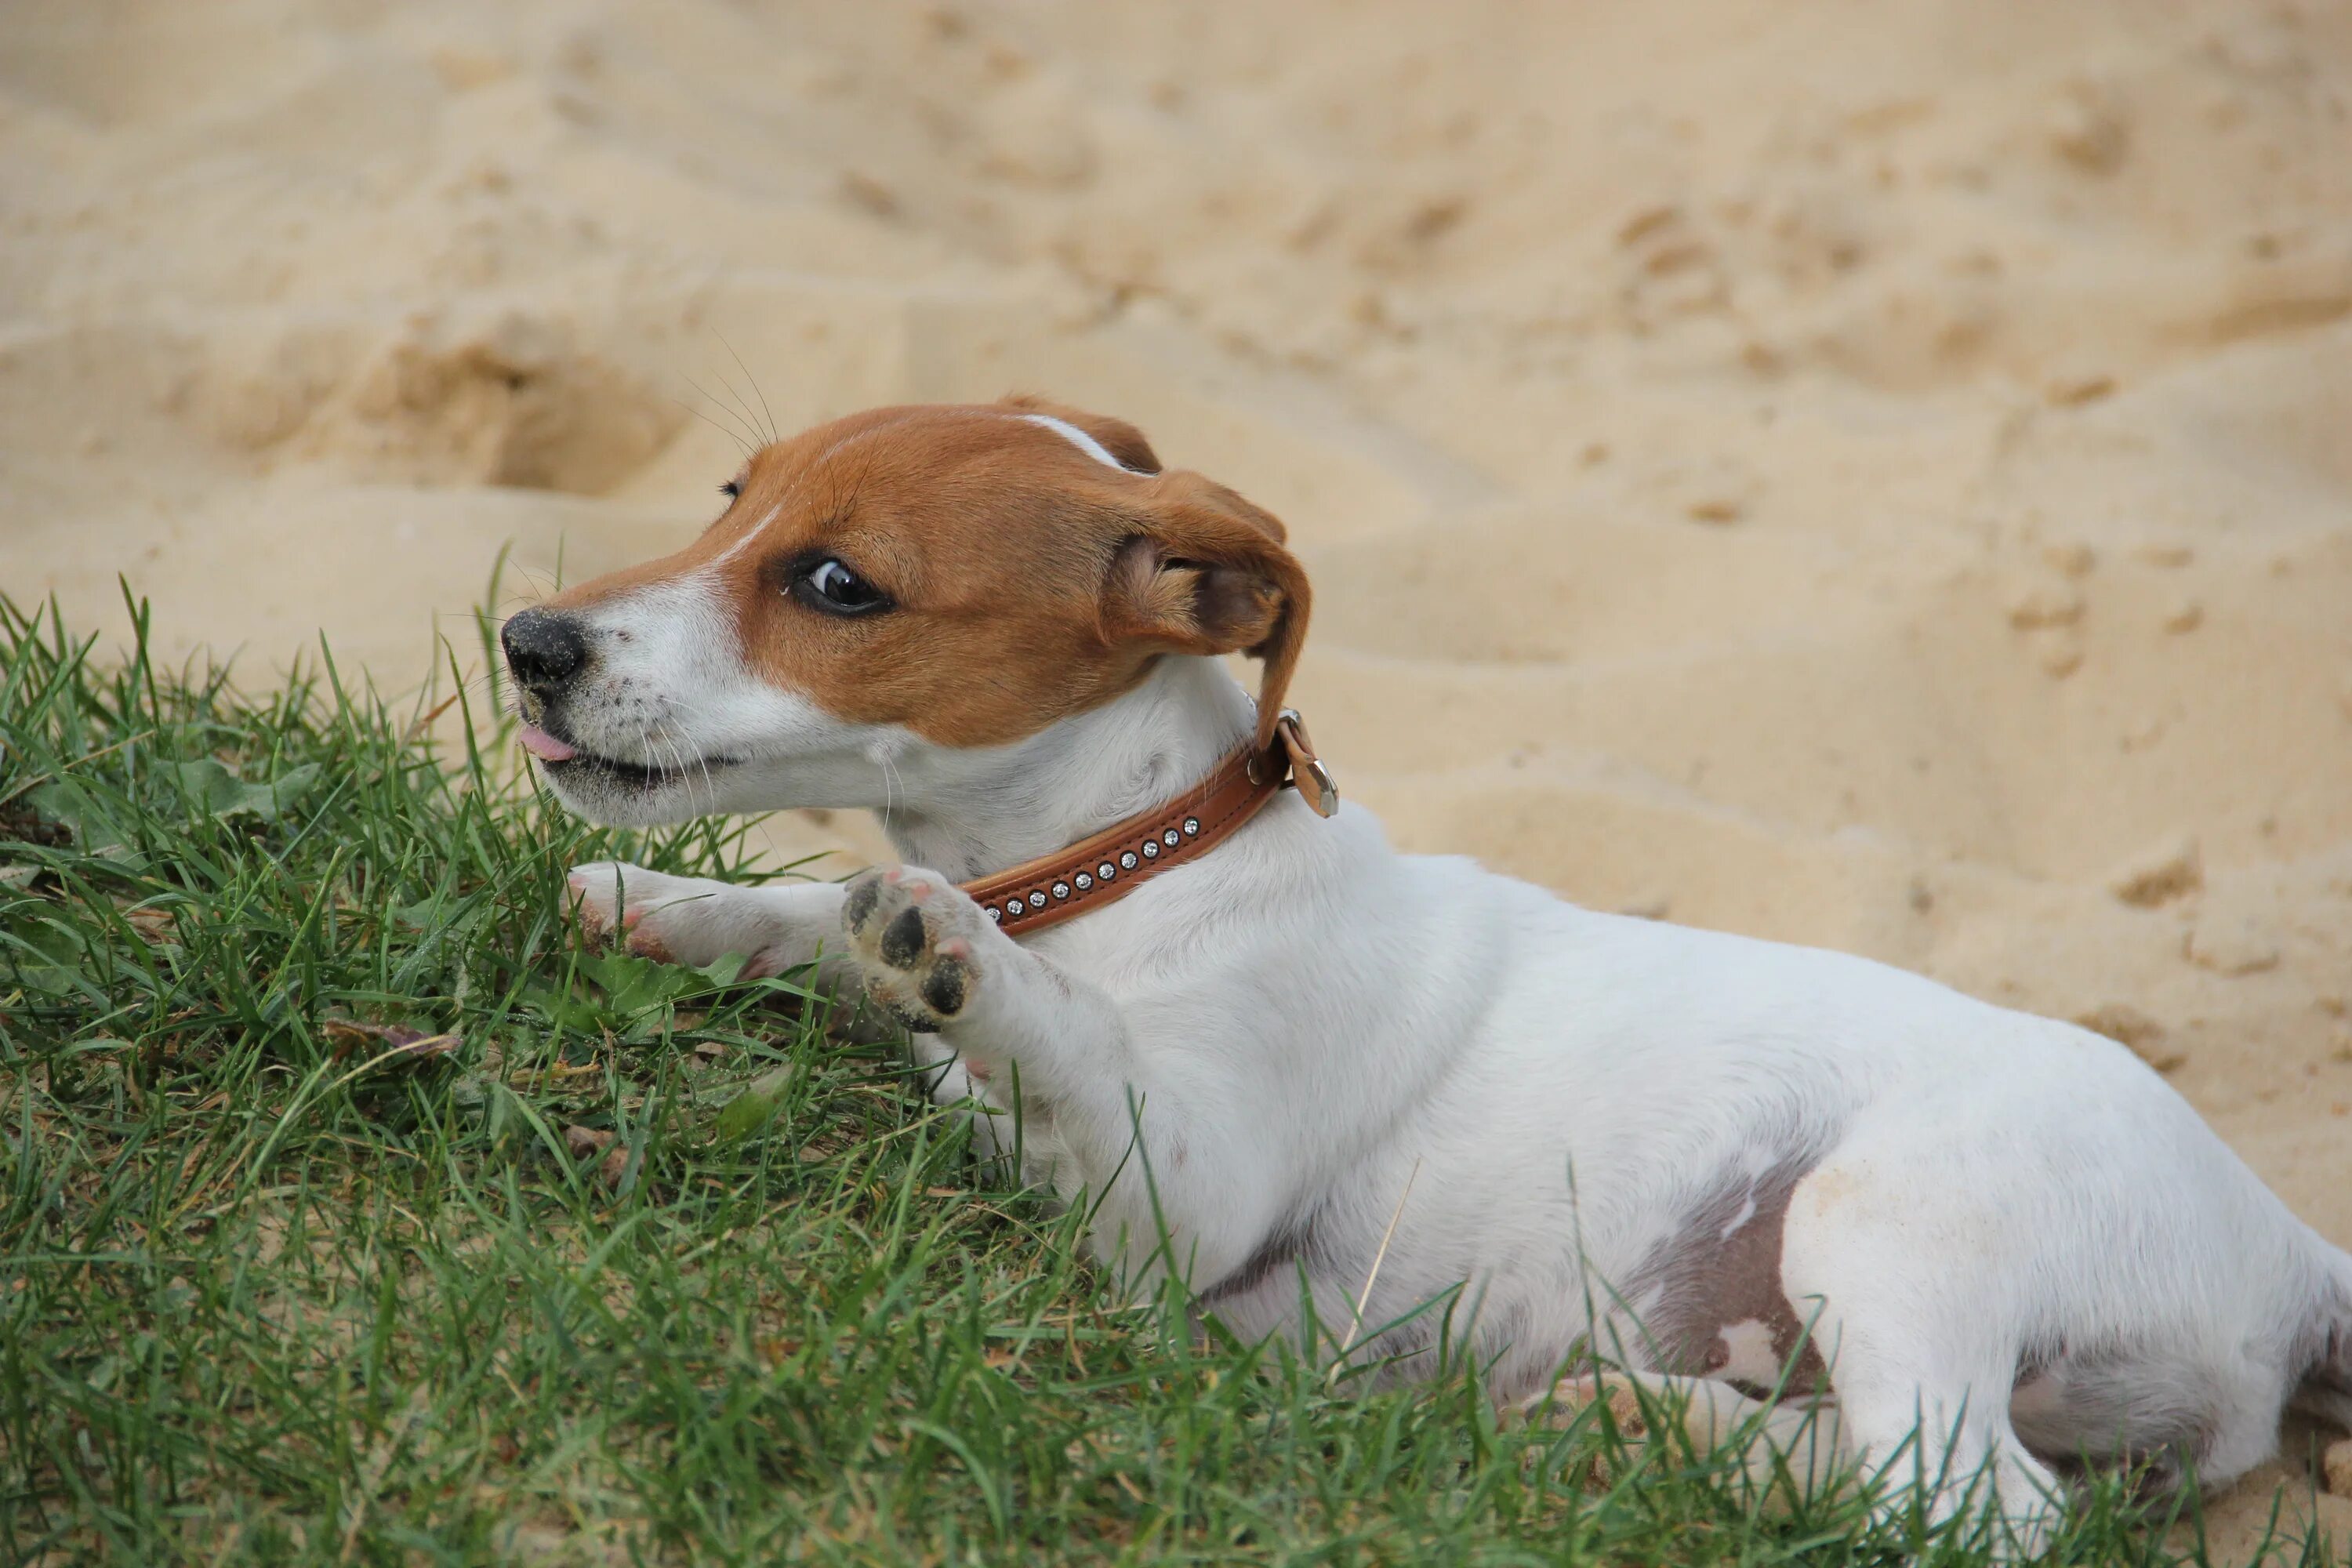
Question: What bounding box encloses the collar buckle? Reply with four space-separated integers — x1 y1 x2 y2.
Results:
1275 710 1339 818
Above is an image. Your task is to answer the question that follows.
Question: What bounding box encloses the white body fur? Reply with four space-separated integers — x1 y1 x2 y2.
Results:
553 578 2352 1550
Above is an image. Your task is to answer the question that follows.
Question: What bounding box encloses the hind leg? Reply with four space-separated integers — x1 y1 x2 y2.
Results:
1778 1177 2066 1553
2195 1356 2305 1495
1828 1350 2066 1555
1521 1359 2059 1552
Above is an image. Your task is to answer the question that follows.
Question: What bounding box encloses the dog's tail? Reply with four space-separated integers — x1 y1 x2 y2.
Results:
2292 1240 2352 1433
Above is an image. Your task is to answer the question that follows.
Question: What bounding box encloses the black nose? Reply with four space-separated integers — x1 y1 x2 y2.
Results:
501 608 588 694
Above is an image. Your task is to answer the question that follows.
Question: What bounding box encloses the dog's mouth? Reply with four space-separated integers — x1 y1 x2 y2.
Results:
517 721 737 792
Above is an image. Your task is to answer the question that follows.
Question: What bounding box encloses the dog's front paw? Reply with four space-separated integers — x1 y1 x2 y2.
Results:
842 866 985 1033
567 862 733 967
568 862 662 943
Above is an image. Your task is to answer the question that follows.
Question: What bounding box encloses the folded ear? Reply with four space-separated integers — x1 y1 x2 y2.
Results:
1102 470 1310 750
998 394 1162 474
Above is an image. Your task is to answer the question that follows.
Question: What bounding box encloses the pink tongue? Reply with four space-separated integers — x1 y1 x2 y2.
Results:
517 723 578 763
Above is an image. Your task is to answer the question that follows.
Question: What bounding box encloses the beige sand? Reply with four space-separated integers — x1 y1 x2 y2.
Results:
5 0 2349 1542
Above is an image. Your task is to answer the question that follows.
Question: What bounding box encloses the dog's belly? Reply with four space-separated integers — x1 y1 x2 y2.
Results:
2007 1344 2216 1485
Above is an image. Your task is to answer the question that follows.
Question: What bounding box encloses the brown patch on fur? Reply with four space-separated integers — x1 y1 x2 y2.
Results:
544 400 1308 751
1628 1159 1831 1399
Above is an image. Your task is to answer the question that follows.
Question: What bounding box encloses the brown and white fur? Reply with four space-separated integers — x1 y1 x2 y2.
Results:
503 397 2352 1550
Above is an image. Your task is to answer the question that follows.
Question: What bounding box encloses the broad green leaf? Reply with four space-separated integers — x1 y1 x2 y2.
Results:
581 949 702 1018
165 760 321 823
24 779 136 857
713 1067 794 1142
1 909 93 996
695 951 749 988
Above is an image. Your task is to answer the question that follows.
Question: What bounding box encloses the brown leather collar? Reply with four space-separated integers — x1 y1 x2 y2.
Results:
960 710 1337 938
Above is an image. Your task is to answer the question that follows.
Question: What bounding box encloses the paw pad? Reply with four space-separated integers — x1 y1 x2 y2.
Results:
879 905 928 969
920 954 971 1016
844 875 883 933
844 869 982 1031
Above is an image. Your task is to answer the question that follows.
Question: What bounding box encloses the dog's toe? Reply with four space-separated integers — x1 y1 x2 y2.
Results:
879 903 930 969
843 869 885 936
566 863 770 971
844 868 982 1031
568 861 652 944
920 949 972 1015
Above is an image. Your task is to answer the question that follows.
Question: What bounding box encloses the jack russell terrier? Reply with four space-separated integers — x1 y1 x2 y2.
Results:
502 397 2352 1545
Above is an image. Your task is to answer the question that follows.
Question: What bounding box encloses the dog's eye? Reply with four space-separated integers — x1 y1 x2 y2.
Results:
790 557 891 617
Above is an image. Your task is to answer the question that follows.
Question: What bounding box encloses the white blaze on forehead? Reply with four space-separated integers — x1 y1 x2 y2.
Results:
1018 412 1143 474
713 502 786 566
710 424 903 567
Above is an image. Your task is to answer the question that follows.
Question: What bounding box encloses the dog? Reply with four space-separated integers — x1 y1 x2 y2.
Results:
502 396 2352 1546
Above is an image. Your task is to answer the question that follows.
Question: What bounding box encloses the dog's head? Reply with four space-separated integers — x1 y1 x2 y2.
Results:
501 397 1308 825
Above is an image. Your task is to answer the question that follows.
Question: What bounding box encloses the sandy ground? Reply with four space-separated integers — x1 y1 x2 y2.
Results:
5 0 2350 1546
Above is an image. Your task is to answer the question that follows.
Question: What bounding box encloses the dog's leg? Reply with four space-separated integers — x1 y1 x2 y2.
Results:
566 862 851 986
1528 1361 2054 1555
1778 1178 2067 1559
1829 1367 2060 1556
570 863 1038 1159
840 865 1126 1086
1521 1369 1848 1505
903 1031 1025 1167
840 866 1166 1200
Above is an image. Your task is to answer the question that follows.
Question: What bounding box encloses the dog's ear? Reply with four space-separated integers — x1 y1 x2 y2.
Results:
1102 470 1309 750
998 394 1162 474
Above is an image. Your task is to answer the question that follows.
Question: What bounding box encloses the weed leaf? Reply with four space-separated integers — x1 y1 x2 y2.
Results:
165 758 321 823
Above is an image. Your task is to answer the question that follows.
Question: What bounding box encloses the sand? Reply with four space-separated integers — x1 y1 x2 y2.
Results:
5 0 2350 1542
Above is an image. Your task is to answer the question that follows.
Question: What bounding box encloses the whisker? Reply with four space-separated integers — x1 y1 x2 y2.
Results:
702 368 768 450
659 734 694 808
707 364 770 454
718 332 779 445
680 376 762 454
693 732 717 808
873 748 896 839
670 395 753 459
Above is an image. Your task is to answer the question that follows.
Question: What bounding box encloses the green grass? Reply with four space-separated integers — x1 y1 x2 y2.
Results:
0 591 2339 1566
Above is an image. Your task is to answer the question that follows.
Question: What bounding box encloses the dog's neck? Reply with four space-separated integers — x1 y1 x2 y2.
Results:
872 656 1258 882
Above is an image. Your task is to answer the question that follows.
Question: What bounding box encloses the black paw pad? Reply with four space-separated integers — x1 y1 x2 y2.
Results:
844 876 881 933
879 905 928 969
886 999 944 1034
920 955 970 1017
